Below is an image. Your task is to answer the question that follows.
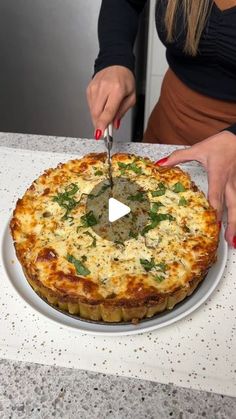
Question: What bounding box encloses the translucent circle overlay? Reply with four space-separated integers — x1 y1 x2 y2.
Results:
86 177 150 242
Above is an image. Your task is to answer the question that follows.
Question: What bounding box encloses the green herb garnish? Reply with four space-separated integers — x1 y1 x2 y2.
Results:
140 258 156 272
127 192 145 202
151 213 175 222
67 254 90 276
154 275 165 283
83 231 97 247
129 163 143 174
64 183 79 195
141 222 159 236
141 212 175 236
140 258 167 274
151 182 166 197
172 182 186 193
52 183 79 220
156 262 167 273
118 161 142 175
94 170 103 176
79 211 98 228
179 197 188 206
129 231 139 239
151 202 164 213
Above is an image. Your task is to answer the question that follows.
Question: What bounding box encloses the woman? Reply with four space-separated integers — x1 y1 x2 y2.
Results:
87 0 236 248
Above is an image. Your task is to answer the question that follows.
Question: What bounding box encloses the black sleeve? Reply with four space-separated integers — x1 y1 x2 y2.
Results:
225 123 236 135
94 0 147 75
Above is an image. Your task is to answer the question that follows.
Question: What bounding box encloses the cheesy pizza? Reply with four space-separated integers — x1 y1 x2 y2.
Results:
10 153 219 323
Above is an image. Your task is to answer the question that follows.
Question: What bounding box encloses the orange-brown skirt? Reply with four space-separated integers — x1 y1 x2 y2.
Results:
144 68 236 145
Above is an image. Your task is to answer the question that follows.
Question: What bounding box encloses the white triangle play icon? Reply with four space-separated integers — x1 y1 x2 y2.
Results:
108 197 131 223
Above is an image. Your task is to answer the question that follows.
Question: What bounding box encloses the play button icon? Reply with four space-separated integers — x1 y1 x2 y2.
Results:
108 198 131 222
85 177 150 243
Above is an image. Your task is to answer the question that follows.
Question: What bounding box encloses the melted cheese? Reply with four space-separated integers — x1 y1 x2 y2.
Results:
11 153 219 303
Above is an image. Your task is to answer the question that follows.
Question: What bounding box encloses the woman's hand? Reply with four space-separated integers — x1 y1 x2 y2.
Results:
156 131 236 247
87 65 136 139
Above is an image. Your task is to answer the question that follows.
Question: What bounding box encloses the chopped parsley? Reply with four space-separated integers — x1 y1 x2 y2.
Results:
127 192 145 202
141 212 175 236
52 183 79 220
141 222 158 236
67 254 90 276
83 231 97 247
151 202 164 213
129 231 139 239
94 170 103 176
151 213 175 223
79 211 98 228
154 275 165 283
179 197 188 206
140 258 156 272
172 182 186 193
156 262 167 273
151 182 166 197
64 183 79 195
118 161 142 175
140 258 167 275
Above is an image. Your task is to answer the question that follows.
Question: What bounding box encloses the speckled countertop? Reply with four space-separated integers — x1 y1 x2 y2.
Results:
0 132 235 419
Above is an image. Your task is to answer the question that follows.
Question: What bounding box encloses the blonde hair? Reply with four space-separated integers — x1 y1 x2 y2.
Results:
159 0 212 55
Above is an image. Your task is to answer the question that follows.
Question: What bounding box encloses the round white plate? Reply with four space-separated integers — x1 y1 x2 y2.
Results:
2 222 227 336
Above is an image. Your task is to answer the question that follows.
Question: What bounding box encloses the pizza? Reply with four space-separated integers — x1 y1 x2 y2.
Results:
10 153 219 323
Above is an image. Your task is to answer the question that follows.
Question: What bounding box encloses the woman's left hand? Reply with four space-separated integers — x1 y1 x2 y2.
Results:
156 131 236 247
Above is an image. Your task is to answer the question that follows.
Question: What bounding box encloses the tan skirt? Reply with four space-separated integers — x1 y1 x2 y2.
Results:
143 68 236 145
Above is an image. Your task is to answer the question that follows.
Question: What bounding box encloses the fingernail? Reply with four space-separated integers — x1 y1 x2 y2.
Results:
218 221 222 231
94 129 102 141
155 157 169 166
233 236 236 249
116 119 121 130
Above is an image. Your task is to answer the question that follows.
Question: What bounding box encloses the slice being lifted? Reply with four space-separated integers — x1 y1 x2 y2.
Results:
10 153 219 323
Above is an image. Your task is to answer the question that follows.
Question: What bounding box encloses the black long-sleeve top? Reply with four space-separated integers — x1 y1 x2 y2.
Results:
94 0 236 135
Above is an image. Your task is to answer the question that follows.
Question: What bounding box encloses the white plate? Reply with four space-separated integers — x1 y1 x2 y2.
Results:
1 222 227 336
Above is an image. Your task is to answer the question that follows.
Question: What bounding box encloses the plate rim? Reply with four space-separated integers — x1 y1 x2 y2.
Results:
1 219 228 336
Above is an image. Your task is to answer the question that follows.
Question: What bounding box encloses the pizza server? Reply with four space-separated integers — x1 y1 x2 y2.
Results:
104 123 114 188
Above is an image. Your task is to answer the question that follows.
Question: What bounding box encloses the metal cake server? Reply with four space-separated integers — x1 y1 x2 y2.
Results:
104 123 113 189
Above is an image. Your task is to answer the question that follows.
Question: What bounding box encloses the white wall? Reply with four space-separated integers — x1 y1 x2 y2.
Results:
144 0 168 128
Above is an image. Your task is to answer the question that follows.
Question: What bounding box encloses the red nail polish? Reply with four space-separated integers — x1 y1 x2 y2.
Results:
116 119 121 130
218 221 222 231
94 129 102 141
155 157 169 166
233 236 236 249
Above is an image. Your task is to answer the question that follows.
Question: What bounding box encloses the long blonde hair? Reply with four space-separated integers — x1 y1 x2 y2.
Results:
159 0 212 55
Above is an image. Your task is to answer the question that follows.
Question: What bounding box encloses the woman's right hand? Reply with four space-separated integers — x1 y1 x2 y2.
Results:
87 65 136 138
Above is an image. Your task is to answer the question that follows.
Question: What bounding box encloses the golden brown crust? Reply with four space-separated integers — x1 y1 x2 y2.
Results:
10 153 219 323
24 269 207 322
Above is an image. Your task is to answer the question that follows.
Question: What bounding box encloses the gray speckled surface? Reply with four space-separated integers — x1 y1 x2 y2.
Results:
0 131 182 156
0 132 236 419
0 358 235 419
